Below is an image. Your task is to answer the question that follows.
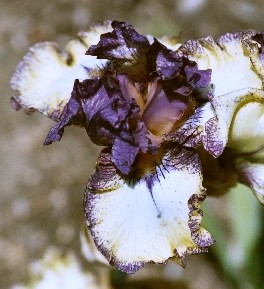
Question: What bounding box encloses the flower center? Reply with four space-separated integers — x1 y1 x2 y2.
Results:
118 73 190 137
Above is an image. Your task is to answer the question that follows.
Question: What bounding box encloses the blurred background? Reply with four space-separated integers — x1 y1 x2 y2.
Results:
1 0 264 288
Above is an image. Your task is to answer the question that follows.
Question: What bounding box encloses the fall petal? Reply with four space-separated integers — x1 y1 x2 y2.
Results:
177 33 263 97
12 248 101 289
178 88 264 158
198 88 264 203
228 99 264 154
84 145 214 273
242 31 264 77
10 23 111 120
225 96 264 204
210 88 264 156
164 102 216 148
236 159 264 204
173 33 264 158
80 225 109 266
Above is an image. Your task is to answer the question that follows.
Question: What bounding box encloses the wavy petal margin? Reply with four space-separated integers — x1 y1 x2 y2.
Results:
164 102 215 147
175 32 264 157
177 32 263 97
10 21 112 120
84 144 214 273
194 89 264 201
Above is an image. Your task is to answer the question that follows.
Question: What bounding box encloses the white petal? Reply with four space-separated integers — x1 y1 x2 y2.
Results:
84 145 214 273
157 36 182 51
236 159 264 204
178 33 263 97
184 88 264 157
80 225 109 266
12 248 100 289
242 31 264 77
210 88 264 156
147 34 182 51
166 102 216 147
228 100 264 154
10 22 112 120
204 88 264 202
77 20 112 48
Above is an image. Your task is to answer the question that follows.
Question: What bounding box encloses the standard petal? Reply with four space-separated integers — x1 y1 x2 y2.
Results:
177 33 263 97
10 23 111 120
84 145 214 273
44 92 81 145
87 21 150 81
87 20 149 60
142 81 189 136
152 39 184 79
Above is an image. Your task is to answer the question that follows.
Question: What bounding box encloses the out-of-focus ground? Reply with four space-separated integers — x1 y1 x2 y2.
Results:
1 0 264 288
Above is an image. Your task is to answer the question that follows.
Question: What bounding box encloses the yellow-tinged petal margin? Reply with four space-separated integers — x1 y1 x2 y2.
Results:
177 32 263 97
84 144 214 273
175 32 264 158
10 21 112 120
227 95 264 204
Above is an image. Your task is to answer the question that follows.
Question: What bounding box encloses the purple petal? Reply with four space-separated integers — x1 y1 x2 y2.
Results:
45 74 149 173
87 21 151 81
142 80 189 136
151 38 211 91
44 80 83 145
132 121 151 153
111 119 151 175
87 21 150 60
152 39 183 79
44 77 105 146
112 138 139 175
184 62 212 89
252 32 264 64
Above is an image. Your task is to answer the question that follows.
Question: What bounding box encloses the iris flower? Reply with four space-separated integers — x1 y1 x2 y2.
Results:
12 248 101 289
10 21 264 273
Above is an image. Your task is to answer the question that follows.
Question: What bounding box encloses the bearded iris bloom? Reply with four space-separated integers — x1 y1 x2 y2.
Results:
10 21 264 273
